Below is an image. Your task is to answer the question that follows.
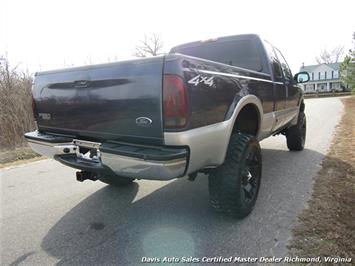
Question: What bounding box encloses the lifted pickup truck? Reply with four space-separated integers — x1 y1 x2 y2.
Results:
25 34 309 218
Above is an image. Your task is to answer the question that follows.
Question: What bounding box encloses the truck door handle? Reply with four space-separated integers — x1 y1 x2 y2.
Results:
74 80 90 88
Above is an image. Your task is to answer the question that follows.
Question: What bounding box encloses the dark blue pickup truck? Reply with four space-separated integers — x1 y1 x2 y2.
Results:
25 34 309 218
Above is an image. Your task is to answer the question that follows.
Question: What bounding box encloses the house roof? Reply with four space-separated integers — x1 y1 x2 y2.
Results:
300 62 340 72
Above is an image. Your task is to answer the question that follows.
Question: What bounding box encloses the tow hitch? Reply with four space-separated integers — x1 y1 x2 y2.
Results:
76 171 99 182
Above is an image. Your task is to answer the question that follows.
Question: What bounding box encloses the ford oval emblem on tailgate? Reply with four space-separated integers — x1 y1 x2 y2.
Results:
135 117 153 127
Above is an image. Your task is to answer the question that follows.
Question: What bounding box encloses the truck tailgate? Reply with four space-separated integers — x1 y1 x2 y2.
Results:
33 57 164 144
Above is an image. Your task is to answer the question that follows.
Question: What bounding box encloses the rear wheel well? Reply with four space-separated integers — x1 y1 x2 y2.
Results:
232 104 260 136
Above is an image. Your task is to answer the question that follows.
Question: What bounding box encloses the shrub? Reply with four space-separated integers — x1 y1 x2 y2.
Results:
0 56 35 149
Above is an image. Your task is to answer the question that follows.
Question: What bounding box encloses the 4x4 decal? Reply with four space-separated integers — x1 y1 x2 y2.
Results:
188 75 214 87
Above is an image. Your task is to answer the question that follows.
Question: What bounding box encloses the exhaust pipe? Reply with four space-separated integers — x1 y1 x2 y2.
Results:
76 171 99 182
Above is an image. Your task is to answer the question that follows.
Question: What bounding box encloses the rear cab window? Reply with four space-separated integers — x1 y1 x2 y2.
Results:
170 35 269 74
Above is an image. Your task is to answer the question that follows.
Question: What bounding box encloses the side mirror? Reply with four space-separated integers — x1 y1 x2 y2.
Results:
294 72 310 83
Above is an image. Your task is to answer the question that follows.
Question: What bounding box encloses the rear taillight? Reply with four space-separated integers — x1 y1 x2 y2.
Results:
163 75 188 129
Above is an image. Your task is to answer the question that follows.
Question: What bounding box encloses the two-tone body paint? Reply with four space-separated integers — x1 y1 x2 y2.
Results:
163 52 304 139
163 54 275 131
163 55 302 174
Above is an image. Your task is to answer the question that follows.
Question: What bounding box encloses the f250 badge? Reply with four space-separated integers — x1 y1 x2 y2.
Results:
38 113 51 120
188 75 214 87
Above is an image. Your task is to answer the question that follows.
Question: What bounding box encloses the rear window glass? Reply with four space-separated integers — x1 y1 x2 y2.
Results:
171 39 262 72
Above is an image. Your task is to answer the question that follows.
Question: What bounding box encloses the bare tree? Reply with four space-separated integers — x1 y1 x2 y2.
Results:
134 34 164 57
316 46 344 64
332 46 345 62
0 56 5 67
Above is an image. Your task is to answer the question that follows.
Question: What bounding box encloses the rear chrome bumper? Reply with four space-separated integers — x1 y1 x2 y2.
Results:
25 131 187 180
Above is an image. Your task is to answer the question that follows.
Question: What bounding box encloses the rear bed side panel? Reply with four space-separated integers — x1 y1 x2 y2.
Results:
33 57 165 145
163 54 274 130
164 53 275 174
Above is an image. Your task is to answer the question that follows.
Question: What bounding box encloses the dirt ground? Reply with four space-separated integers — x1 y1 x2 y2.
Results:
0 146 42 168
289 96 355 265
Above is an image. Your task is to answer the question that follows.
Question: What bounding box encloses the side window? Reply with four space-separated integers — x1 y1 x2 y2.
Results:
274 48 293 80
272 56 283 82
262 40 283 82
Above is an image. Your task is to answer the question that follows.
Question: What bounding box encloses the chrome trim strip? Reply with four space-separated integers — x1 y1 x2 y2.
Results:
182 68 284 85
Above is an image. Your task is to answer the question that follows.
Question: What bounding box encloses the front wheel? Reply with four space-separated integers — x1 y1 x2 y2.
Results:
286 112 306 151
208 133 262 218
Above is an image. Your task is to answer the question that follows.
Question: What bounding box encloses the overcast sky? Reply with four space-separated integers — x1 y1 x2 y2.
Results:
1 0 354 74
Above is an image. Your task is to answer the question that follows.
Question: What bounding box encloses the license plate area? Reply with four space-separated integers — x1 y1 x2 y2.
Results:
73 139 102 162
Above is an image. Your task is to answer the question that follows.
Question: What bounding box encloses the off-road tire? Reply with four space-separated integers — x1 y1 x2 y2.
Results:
208 133 262 218
286 112 306 151
99 174 135 186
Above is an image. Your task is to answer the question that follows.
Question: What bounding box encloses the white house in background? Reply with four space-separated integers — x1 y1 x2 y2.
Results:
299 63 343 93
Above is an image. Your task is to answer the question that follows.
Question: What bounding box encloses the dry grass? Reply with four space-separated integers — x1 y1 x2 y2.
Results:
304 92 351 99
289 96 355 264
0 56 35 149
0 147 42 168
